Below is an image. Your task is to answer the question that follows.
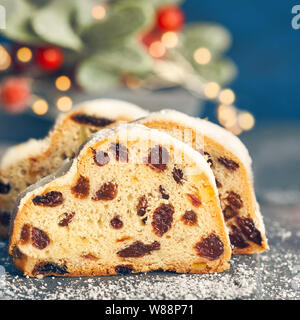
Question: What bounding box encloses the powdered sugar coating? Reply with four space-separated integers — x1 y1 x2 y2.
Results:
0 99 148 169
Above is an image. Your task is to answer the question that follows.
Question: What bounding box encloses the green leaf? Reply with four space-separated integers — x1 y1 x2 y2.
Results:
82 0 154 51
93 41 153 75
181 23 232 54
0 0 42 44
76 59 120 93
31 0 83 50
73 0 95 32
194 58 237 85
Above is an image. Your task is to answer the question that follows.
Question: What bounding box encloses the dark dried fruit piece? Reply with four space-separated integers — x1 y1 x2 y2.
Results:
117 241 160 258
115 265 134 274
32 227 50 250
109 142 129 162
194 233 224 260
110 216 123 229
215 179 222 188
172 167 184 184
0 181 10 194
58 212 75 227
186 194 201 207
11 246 24 260
71 175 90 199
159 185 169 200
81 253 98 260
229 225 250 249
92 149 110 167
182 210 197 225
0 211 10 226
20 224 30 244
152 203 174 237
198 150 213 167
217 157 239 171
32 191 64 207
225 191 243 210
146 145 170 172
92 182 118 201
223 206 238 221
142 217 148 224
137 195 148 216
237 217 262 246
32 262 68 276
71 113 114 127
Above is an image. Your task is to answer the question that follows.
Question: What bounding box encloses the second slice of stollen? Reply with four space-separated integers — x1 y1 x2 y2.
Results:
137 110 268 254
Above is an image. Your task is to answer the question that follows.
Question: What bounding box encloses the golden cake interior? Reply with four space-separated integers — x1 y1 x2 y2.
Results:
9 130 231 276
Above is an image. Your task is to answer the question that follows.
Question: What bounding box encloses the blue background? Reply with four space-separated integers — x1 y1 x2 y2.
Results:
183 0 299 121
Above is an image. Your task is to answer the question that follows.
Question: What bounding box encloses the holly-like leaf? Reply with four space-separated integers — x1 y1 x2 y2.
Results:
76 59 120 93
92 41 153 75
0 0 42 44
82 0 154 51
73 0 95 32
31 0 83 50
181 23 232 54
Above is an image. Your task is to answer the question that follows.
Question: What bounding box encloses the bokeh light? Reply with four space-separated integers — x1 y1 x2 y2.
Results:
16 47 32 63
0 45 11 71
204 82 220 99
161 32 179 48
149 41 166 58
92 5 106 20
219 89 236 105
217 104 238 128
238 111 255 130
124 75 142 89
56 96 73 112
55 75 71 91
32 99 48 115
193 48 211 65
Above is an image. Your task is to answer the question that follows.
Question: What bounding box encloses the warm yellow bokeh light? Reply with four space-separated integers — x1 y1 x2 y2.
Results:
149 41 166 58
92 5 106 20
16 47 32 63
32 99 48 115
124 75 142 89
55 75 71 91
238 112 255 130
161 32 178 48
204 82 220 99
228 124 243 136
219 89 236 105
193 48 211 65
217 104 237 128
0 45 11 71
56 96 73 112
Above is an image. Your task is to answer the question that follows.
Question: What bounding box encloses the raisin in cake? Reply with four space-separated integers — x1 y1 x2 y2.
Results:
9 124 231 277
0 99 147 238
137 110 268 254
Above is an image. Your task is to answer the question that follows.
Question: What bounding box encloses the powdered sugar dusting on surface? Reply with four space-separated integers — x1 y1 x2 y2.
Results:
0 205 299 300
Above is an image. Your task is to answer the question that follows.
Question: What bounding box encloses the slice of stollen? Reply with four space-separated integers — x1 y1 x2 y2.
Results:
9 124 231 277
0 99 148 238
137 110 268 254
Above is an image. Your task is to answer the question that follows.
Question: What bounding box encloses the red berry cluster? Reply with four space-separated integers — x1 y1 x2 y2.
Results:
141 5 185 58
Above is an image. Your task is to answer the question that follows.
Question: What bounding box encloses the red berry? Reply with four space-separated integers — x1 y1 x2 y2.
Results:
157 5 185 31
140 27 163 47
36 47 64 71
0 77 30 113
